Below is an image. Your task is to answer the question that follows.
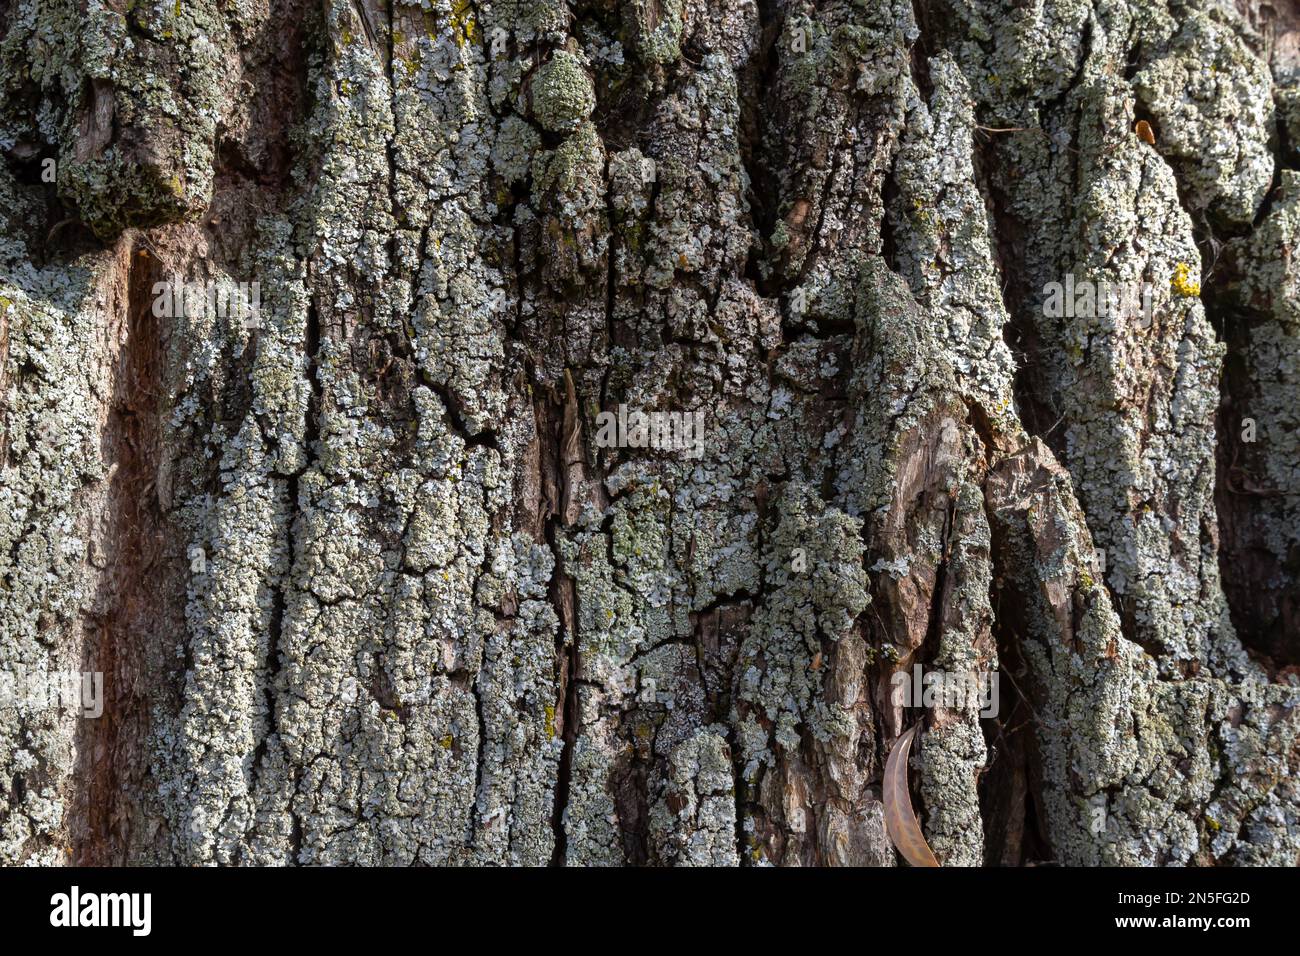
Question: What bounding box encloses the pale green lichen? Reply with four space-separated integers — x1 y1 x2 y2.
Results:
3 0 1299 871
530 51 596 134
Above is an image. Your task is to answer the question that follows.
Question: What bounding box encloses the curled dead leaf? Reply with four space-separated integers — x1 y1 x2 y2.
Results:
1135 120 1156 145
883 723 940 867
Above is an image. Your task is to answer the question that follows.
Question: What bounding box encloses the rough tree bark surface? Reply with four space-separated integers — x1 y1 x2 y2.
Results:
1 0 1298 866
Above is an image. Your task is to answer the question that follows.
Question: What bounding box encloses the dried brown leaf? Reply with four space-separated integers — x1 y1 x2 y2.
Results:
883 723 940 867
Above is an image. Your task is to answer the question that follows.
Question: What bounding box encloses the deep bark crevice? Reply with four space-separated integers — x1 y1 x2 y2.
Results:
73 242 177 864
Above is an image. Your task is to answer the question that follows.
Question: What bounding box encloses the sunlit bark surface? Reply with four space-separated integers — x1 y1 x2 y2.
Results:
1 0 1298 866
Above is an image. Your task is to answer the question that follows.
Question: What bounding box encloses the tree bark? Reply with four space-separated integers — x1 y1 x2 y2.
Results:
1 0 1298 866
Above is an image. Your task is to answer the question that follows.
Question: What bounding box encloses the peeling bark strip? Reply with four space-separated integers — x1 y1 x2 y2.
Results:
1 0 1299 867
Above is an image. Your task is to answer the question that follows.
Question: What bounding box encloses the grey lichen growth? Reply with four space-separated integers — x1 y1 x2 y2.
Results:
649 729 738 865
887 53 1018 425
2 0 236 237
731 484 873 865
530 50 597 134
625 0 686 66
0 273 103 864
1131 9 1274 225
3 0 1300 871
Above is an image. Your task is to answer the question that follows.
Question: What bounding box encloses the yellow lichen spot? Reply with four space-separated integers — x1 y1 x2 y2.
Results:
1171 262 1201 297
173 0 181 17
450 0 479 48
544 704 556 740
440 734 454 749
